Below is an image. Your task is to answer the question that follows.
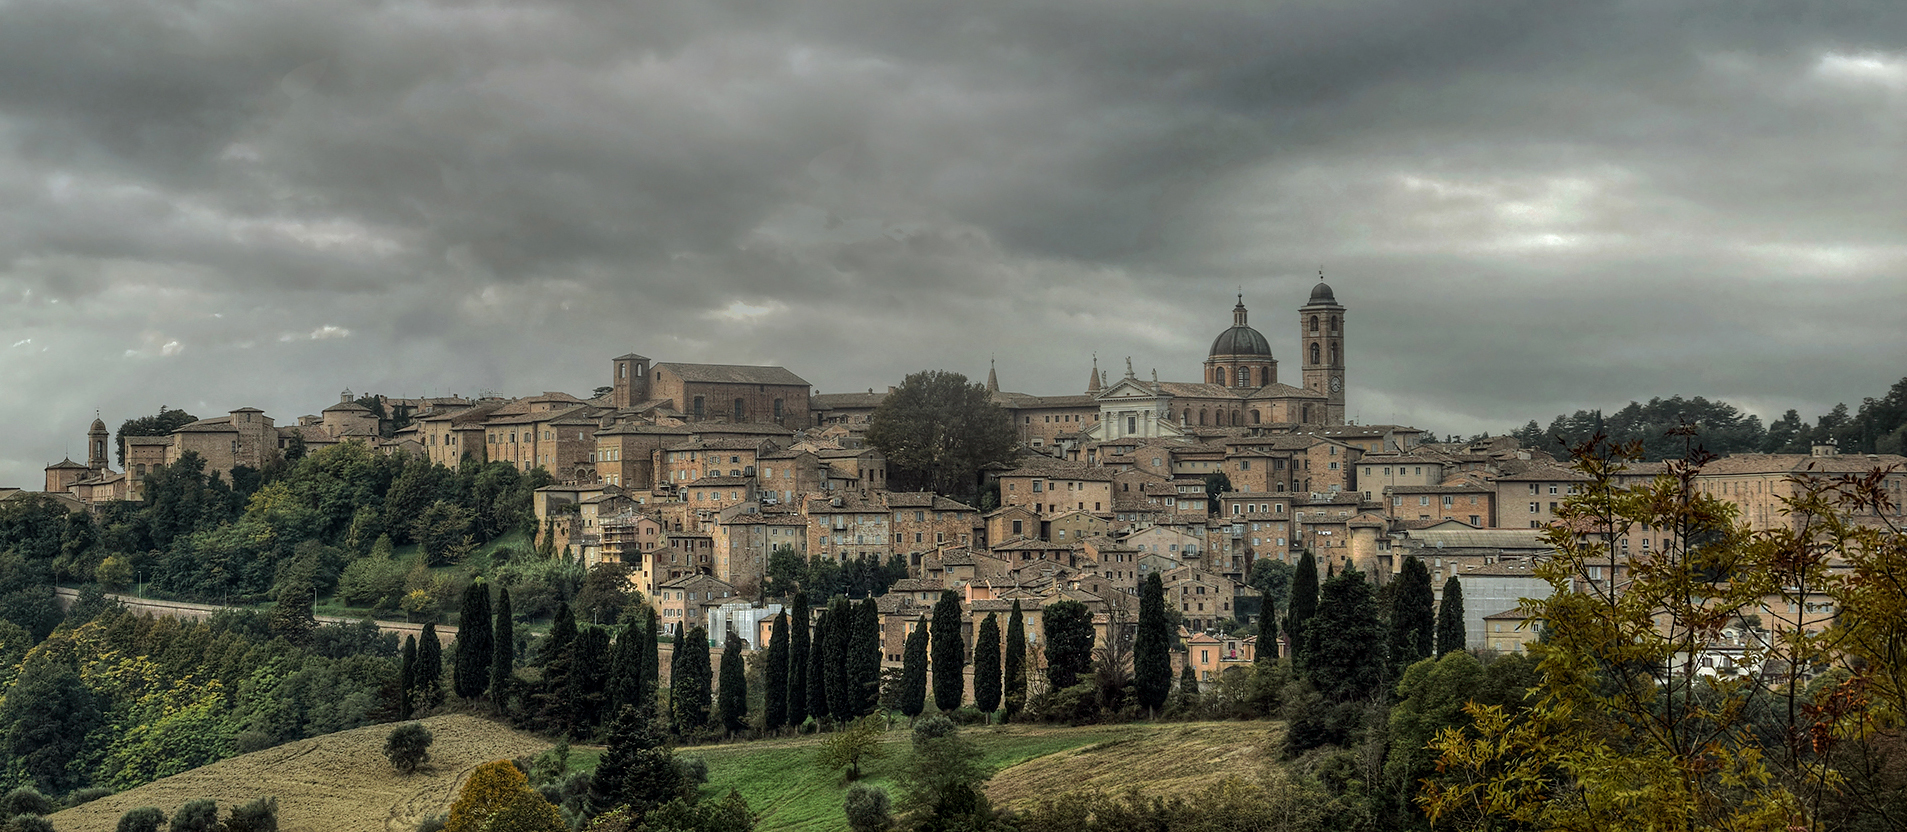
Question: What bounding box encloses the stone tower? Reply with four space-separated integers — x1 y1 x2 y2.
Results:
1299 276 1346 424
611 353 651 409
88 417 110 473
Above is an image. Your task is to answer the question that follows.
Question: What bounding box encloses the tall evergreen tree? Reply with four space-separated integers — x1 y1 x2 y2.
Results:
1387 556 1437 678
400 634 417 719
610 621 645 718
686 625 713 732
588 705 688 820
668 622 686 731
807 614 832 721
1437 576 1467 656
1134 572 1172 715
899 620 929 718
1043 600 1095 691
1285 551 1320 667
788 592 810 724
824 600 852 719
568 627 613 734
930 589 966 712
641 609 660 711
454 581 493 699
852 597 883 715
1256 609 1278 664
1304 570 1387 702
1004 601 1026 718
718 631 749 734
417 623 444 708
1179 660 1199 696
972 613 1001 714
544 601 578 666
492 587 515 714
765 612 790 731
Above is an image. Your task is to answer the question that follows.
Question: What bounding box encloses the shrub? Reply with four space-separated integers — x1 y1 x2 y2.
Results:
673 756 709 785
5 815 54 832
386 722 434 773
415 814 446 832
0 789 53 818
171 799 222 832
116 806 167 832
224 796 279 832
528 738 569 785
845 783 893 832
66 786 114 808
948 706 987 726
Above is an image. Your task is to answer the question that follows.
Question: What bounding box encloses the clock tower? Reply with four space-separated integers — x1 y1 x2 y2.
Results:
1299 275 1346 425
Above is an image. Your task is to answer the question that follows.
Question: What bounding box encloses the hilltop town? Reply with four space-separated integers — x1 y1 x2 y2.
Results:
13 279 1904 681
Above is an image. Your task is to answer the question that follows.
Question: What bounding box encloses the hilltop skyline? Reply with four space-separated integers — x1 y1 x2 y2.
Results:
4 0 1905 484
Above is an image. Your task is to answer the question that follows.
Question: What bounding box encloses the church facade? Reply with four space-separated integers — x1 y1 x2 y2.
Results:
1083 279 1348 441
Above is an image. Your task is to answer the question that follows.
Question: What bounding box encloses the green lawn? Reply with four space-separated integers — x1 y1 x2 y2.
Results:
662 722 1143 832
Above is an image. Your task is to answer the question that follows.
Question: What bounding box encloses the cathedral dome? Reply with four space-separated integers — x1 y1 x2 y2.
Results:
1210 298 1274 357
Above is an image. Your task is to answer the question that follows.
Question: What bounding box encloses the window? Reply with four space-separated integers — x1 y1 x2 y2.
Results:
1443 496 1454 506
1012 520 1023 535
693 396 705 419
1310 315 1319 333
1530 502 1540 513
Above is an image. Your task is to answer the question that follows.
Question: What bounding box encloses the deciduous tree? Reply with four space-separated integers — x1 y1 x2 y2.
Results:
865 370 1019 504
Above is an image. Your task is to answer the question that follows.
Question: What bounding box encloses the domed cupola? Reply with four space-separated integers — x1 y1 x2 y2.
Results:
1205 296 1278 389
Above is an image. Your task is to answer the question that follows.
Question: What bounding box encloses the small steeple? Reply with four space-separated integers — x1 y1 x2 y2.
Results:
986 358 999 393
1086 354 1102 394
1234 294 1248 327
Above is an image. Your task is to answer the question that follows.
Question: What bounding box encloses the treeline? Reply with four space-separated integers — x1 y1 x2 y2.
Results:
1505 375 1907 460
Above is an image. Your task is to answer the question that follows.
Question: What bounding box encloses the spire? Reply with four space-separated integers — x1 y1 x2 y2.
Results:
987 358 999 393
1234 294 1248 327
1086 354 1102 394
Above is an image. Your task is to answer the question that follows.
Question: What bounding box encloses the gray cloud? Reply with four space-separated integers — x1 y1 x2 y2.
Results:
3 0 1905 482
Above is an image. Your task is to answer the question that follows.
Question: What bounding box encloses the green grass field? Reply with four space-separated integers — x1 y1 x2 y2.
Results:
669 722 1145 831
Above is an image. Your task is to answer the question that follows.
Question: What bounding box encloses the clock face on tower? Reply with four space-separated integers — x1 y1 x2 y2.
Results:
1329 377 1342 393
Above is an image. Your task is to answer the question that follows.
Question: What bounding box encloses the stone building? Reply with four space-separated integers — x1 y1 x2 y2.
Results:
609 353 812 428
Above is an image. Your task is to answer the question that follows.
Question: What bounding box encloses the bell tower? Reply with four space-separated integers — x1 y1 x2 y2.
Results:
1299 274 1346 425
88 417 110 473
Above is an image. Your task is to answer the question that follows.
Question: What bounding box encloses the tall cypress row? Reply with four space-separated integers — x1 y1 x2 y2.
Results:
1286 551 1320 667
851 597 882 716
807 614 831 721
787 592 809 724
899 620 928 718
1388 556 1437 678
399 634 417 719
1003 601 1026 718
1134 572 1172 715
1436 575 1467 656
930 589 965 712
454 581 493 700
972 613 1001 714
764 612 789 731
491 588 514 714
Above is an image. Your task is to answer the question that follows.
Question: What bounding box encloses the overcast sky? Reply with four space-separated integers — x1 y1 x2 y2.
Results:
3 0 1904 484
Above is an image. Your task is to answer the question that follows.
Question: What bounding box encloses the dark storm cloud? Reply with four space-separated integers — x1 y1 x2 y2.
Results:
3 0 1905 480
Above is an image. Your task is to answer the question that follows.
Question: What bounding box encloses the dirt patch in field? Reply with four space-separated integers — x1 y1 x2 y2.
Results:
983 722 1280 811
50 714 553 832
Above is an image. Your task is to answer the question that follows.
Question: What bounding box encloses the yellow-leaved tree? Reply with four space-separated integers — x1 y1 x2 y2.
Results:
446 759 565 832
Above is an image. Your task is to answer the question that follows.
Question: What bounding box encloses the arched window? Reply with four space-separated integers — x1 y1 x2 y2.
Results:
1213 368 1223 384
1329 343 1338 364
1310 315 1319 333
1302 404 1311 422
1330 315 1338 333
1251 410 1261 424
1236 367 1248 387
1200 409 1209 426
1310 343 1321 364
1259 367 1269 386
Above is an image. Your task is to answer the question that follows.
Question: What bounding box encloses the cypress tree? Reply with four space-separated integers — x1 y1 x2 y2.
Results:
609 621 645 718
788 592 810 724
1003 601 1026 718
399 634 416 719
669 622 688 733
545 601 578 666
972 613 1001 714
1180 660 1199 695
1437 576 1467 656
1256 608 1278 664
686 625 713 731
718 631 748 734
568 627 613 733
930 589 966 712
1134 572 1172 715
491 587 515 714
641 609 660 711
765 612 790 731
417 623 443 708
1388 556 1437 678
454 581 493 700
851 597 882 716
899 619 929 718
1285 551 1319 667
1305 570 1387 702
1043 600 1095 691
824 600 851 719
807 614 832 721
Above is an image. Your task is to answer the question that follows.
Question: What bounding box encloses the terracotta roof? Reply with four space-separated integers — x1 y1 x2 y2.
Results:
810 391 888 409
1698 453 1907 476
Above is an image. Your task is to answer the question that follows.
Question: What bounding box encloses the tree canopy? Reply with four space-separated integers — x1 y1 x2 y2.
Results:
865 370 1020 504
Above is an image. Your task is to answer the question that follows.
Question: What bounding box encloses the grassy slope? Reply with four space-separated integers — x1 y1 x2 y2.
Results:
47 714 552 832
673 721 1267 832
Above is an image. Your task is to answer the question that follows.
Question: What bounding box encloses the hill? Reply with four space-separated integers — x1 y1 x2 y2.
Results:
679 720 1279 831
49 714 553 832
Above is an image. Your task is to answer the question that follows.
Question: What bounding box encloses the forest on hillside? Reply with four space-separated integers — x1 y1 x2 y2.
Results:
1504 375 1907 460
